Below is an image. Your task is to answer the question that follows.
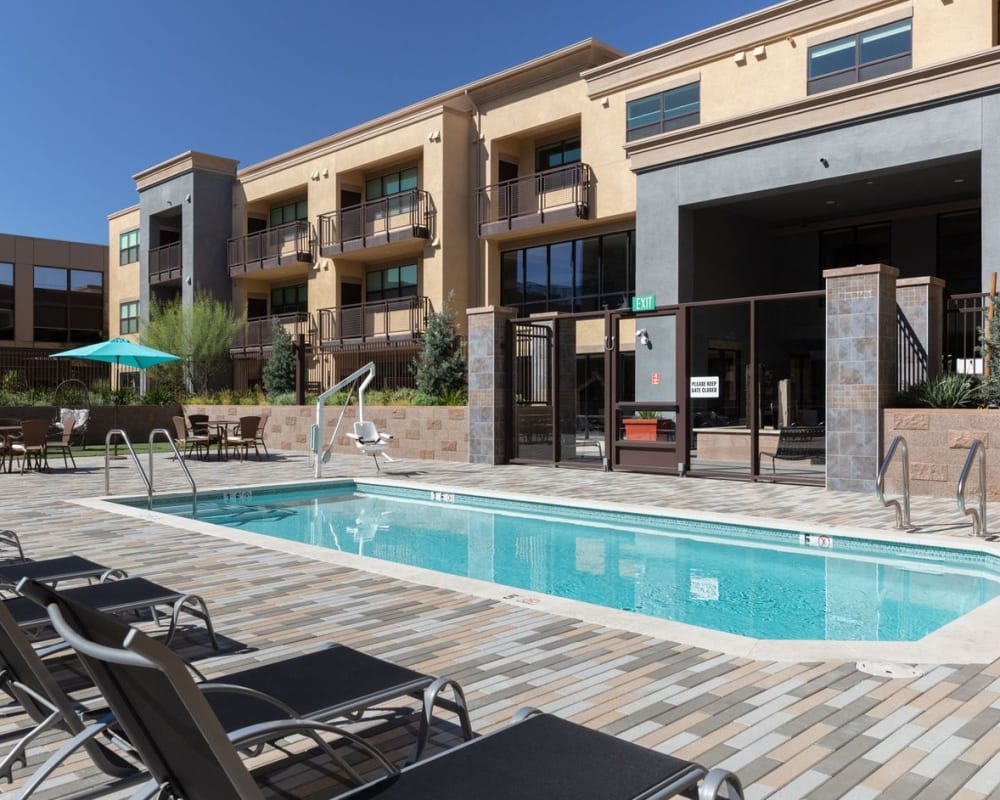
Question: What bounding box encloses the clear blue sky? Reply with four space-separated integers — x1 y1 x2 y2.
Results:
0 0 770 245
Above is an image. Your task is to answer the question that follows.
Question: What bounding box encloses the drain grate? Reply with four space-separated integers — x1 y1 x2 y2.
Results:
856 661 924 679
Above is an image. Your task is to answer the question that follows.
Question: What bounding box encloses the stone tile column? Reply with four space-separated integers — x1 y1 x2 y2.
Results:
824 264 899 492
896 276 945 381
467 305 517 464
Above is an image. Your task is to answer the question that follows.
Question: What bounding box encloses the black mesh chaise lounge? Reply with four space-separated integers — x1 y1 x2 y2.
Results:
0 555 126 591
6 577 218 650
21 578 743 800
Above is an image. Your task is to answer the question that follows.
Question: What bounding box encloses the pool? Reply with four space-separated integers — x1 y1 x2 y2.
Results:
123 482 1000 643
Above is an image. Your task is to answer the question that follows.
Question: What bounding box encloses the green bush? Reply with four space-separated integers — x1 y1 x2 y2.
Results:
898 373 979 408
412 293 466 401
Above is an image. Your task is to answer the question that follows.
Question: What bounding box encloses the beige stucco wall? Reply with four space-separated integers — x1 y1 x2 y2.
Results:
182 403 469 461
883 408 1000 500
107 207 141 342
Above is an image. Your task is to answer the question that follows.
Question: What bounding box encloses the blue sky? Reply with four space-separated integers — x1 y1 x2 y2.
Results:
0 0 770 245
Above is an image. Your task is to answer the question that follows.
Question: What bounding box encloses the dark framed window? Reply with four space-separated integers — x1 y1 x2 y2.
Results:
500 231 635 315
626 82 700 142
270 283 307 315
819 222 892 272
119 229 139 265
808 19 912 94
365 168 418 218
0 262 13 340
535 137 581 172
33 266 104 343
366 264 418 302
937 209 982 296
247 297 268 319
269 200 308 227
119 301 139 335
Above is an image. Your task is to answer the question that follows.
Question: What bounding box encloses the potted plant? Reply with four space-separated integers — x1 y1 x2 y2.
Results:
623 412 675 442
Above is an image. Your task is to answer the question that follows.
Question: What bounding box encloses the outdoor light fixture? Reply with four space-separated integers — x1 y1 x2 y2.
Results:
637 329 650 348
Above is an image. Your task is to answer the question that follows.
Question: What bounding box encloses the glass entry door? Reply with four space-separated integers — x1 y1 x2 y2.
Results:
556 316 607 467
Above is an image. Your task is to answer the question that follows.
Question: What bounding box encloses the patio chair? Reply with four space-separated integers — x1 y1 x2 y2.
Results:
187 413 221 447
22 577 744 800
347 420 394 471
5 576 218 650
226 415 262 462
172 415 210 460
0 554 126 591
44 416 76 470
9 420 51 474
254 413 270 458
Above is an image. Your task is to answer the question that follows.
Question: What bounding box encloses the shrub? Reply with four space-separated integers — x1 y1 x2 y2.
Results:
413 293 466 401
978 294 1000 407
263 320 296 398
899 373 979 408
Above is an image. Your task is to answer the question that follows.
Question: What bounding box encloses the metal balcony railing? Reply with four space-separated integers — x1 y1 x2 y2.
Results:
231 311 314 353
476 162 591 236
148 242 182 284
318 296 432 347
227 221 312 275
318 189 431 255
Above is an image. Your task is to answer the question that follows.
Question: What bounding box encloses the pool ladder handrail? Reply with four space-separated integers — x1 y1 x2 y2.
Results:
957 439 986 537
104 428 197 515
876 435 911 530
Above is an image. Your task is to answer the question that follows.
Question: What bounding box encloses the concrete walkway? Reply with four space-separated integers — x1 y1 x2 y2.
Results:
3 449 999 799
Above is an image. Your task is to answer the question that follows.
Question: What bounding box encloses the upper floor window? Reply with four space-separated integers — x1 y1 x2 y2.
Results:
119 229 139 265
819 222 891 271
808 19 912 94
366 264 418 303
119 301 139 335
33 266 104 343
626 82 700 142
536 137 580 172
270 200 307 228
270 283 307 315
0 262 13 340
366 167 418 201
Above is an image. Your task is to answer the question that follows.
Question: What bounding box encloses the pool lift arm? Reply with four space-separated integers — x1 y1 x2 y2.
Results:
311 361 381 478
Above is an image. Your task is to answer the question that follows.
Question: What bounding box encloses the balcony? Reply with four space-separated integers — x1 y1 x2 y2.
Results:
319 189 431 256
149 243 182 285
476 163 591 237
228 221 312 276
230 312 315 355
318 296 432 349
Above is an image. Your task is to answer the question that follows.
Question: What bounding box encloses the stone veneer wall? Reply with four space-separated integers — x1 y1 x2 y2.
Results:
182 404 468 462
883 408 1000 499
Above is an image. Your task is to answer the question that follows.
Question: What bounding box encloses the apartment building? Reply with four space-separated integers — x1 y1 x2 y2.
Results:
107 0 999 485
0 232 108 387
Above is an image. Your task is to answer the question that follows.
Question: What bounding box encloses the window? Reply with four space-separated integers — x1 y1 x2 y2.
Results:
33 266 104 343
366 168 418 218
270 283 307 315
626 82 700 142
808 19 912 94
366 264 418 302
535 137 580 172
500 231 635 314
269 200 308 227
119 301 139 334
819 223 891 271
247 297 268 319
119 229 139 265
0 262 12 340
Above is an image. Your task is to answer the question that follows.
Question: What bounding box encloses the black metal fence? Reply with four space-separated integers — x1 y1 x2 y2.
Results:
944 292 988 373
897 306 928 390
0 348 109 391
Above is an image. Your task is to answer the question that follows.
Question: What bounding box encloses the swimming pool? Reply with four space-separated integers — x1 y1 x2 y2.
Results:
124 482 1000 643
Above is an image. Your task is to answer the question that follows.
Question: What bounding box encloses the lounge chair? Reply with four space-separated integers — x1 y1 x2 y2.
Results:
22 578 743 800
0 529 25 561
6 576 218 650
13 579 474 797
0 554 126 590
347 420 394 471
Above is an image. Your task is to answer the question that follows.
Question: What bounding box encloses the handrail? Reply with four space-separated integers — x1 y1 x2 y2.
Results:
957 439 987 536
148 428 197 516
105 429 150 498
875 435 911 529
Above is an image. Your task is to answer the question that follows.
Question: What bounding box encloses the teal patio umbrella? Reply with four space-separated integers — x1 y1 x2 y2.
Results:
50 338 182 438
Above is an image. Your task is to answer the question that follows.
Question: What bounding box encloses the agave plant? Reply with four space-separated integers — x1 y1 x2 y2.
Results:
907 373 979 408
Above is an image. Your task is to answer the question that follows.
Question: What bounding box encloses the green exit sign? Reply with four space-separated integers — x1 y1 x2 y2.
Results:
631 294 656 312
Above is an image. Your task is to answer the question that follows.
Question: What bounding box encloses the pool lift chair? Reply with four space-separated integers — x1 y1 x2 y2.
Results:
311 362 395 477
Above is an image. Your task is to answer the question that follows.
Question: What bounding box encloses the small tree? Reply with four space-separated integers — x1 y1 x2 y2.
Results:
263 318 296 397
142 294 246 395
413 293 466 401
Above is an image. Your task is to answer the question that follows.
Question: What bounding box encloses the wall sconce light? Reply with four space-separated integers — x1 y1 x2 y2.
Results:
309 170 320 181
427 130 441 142
636 328 650 348
321 168 329 178
753 45 767 60
185 193 191 203
185 275 192 285
601 97 610 108
733 51 747 65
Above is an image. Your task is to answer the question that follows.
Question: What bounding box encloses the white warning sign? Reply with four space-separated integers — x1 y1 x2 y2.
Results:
690 376 720 398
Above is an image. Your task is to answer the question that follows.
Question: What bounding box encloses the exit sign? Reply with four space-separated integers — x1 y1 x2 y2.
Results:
631 294 656 312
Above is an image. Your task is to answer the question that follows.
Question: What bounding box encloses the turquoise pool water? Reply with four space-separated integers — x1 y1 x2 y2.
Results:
135 483 1000 641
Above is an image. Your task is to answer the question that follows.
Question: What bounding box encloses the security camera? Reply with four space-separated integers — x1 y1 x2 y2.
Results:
636 329 650 347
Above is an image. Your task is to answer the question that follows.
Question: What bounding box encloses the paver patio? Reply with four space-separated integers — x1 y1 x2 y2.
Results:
2 448 999 799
